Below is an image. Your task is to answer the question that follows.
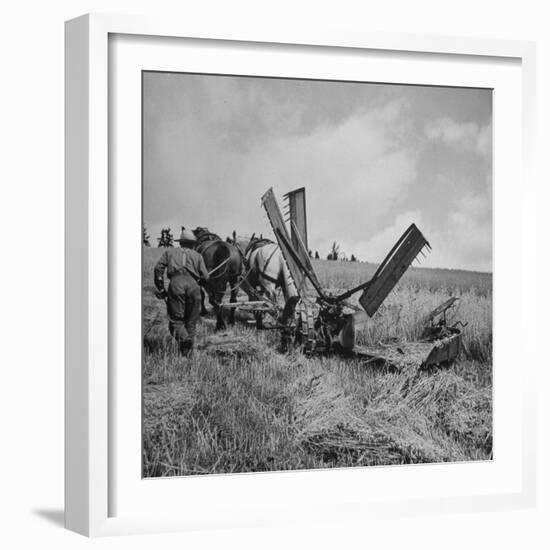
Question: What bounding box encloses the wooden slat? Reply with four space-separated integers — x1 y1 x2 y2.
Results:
283 188 322 292
289 220 322 290
261 188 309 298
285 187 308 251
220 301 270 309
359 224 428 316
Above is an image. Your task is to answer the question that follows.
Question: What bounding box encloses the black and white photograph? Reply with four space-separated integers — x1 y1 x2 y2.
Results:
142 71 493 478
1 0 545 544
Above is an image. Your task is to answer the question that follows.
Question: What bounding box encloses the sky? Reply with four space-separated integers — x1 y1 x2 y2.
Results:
143 72 492 272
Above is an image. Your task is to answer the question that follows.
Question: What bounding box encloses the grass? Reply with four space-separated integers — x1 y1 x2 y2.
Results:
143 247 492 477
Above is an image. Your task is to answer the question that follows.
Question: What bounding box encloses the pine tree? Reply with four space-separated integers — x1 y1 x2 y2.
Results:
327 242 340 261
143 225 151 247
157 228 174 248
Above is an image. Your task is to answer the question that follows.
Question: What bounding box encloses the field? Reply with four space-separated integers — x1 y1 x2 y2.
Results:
143 247 492 477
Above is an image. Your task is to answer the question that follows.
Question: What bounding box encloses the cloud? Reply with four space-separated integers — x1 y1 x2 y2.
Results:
239 99 419 249
144 96 420 250
425 117 492 157
143 74 492 272
333 211 421 264
355 189 491 272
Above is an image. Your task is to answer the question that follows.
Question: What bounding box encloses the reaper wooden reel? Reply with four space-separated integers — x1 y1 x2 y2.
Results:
261 187 464 369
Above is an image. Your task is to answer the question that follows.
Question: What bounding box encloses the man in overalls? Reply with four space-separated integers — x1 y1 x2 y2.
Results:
154 228 210 355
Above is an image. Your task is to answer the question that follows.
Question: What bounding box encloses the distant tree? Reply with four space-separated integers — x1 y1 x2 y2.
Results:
157 228 174 248
308 249 312 258
350 254 357 262
314 251 320 259
143 225 151 247
327 241 340 261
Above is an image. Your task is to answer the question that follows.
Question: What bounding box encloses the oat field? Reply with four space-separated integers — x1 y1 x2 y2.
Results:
142 247 492 477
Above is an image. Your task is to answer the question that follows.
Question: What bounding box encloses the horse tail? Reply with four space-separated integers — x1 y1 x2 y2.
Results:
208 241 243 279
211 241 231 270
228 242 244 278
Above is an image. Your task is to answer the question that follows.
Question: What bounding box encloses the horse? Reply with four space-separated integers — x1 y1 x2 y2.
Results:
239 236 299 327
193 227 244 330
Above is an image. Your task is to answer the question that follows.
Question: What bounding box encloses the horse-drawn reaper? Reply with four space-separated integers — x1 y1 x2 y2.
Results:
223 187 465 370
159 187 464 369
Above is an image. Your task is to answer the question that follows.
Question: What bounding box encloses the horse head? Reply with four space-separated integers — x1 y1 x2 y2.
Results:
193 226 221 243
244 234 274 256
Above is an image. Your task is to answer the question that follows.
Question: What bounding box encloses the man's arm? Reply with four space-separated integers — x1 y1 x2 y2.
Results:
153 251 169 292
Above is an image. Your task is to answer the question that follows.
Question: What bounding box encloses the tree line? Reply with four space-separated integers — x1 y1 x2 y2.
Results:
143 225 358 261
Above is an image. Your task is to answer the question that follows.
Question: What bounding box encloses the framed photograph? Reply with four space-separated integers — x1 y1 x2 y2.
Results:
65 13 536 536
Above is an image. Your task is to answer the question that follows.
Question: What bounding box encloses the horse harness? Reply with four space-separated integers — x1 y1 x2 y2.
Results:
195 235 279 304
252 244 279 285
196 234 233 280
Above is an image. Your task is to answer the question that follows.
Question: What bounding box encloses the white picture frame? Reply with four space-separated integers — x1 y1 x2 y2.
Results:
65 13 536 537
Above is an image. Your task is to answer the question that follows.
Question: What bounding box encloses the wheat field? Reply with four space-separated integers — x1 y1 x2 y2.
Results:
142 247 492 477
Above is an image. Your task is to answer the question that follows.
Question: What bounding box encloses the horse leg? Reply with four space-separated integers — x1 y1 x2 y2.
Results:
215 307 225 331
253 312 263 330
255 281 278 330
241 279 262 328
214 287 226 331
200 286 208 316
268 284 277 305
214 302 225 331
228 280 238 326
281 295 299 324
204 284 223 331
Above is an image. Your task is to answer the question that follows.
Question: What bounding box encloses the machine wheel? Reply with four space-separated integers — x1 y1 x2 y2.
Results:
294 301 317 353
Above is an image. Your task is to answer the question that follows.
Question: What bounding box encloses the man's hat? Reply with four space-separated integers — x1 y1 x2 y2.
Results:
178 227 197 243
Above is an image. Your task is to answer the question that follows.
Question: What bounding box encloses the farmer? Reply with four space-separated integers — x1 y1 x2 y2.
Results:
154 227 210 355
